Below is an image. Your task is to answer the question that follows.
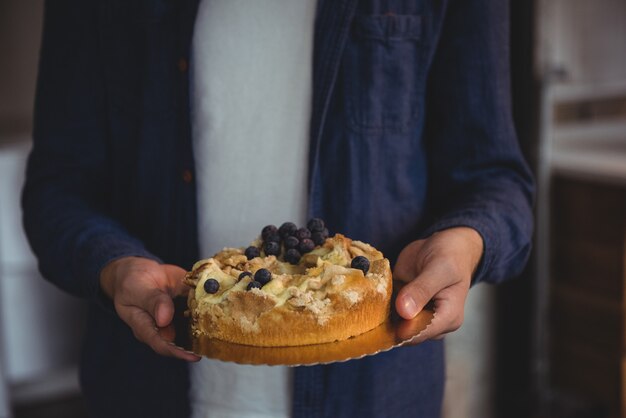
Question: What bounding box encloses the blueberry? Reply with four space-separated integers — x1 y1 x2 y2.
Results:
261 225 278 240
264 232 281 243
238 271 252 281
254 268 272 285
245 246 260 260
247 281 262 291
284 248 301 265
278 222 298 238
284 235 299 250
203 278 220 294
263 241 280 256
307 218 325 233
295 227 311 240
311 232 326 246
298 238 315 254
351 256 370 274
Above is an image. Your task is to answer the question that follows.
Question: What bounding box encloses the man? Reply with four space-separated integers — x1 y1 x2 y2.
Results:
23 0 533 417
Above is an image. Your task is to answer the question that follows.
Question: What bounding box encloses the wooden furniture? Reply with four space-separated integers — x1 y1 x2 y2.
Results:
550 173 626 417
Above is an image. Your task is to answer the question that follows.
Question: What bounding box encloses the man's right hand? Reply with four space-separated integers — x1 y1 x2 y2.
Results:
100 257 201 362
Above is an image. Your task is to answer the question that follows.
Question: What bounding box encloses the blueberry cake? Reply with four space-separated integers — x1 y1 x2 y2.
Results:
184 219 392 347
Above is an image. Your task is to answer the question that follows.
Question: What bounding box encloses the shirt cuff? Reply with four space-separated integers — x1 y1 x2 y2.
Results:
418 212 498 285
75 234 163 314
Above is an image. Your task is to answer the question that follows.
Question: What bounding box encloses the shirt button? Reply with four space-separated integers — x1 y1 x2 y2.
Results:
182 169 193 183
178 57 188 73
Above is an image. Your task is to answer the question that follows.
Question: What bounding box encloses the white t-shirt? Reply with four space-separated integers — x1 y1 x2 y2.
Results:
189 0 316 417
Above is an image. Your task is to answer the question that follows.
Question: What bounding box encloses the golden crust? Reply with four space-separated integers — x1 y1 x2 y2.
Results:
185 234 392 347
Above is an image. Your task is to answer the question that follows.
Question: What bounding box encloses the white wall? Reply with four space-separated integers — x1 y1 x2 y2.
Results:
538 0 626 85
0 138 87 402
0 138 87 379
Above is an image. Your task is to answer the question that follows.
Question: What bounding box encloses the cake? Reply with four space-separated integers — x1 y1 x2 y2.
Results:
184 220 392 347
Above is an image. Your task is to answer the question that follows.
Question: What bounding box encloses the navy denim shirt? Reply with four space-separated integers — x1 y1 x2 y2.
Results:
23 0 534 417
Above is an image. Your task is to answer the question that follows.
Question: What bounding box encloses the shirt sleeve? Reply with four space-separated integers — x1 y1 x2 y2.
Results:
420 0 535 284
21 0 161 304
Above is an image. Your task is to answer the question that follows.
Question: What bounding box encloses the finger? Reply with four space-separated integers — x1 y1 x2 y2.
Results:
151 291 176 328
401 315 448 346
416 287 467 342
120 265 183 327
396 307 435 344
163 264 191 297
124 307 200 362
126 286 175 328
395 266 450 319
400 312 455 346
157 323 176 343
151 334 201 362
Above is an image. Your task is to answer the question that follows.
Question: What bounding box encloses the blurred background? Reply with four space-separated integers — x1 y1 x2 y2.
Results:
0 1 625 417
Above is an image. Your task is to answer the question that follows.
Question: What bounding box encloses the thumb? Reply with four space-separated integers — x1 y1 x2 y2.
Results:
147 264 185 327
138 289 175 328
395 266 442 320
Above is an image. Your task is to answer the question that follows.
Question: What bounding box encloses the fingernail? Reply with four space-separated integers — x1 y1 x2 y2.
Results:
402 295 418 318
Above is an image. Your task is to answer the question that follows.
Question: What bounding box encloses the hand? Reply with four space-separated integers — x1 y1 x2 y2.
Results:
100 257 201 362
393 227 483 340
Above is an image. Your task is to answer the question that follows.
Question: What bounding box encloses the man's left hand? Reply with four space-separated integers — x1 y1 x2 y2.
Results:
393 227 484 340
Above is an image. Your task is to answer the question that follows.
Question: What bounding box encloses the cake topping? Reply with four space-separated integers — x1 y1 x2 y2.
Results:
254 268 272 286
264 232 281 243
244 246 260 260
248 219 334 263
307 217 325 233
261 224 278 241
187 229 387 313
284 236 299 250
284 248 301 265
331 275 345 286
203 278 220 294
278 221 298 239
295 227 311 240
351 256 370 274
311 231 326 246
298 238 315 254
343 290 361 306
247 281 262 290
263 241 280 257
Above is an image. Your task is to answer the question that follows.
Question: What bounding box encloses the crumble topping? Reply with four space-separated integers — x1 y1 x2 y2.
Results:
186 234 388 329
